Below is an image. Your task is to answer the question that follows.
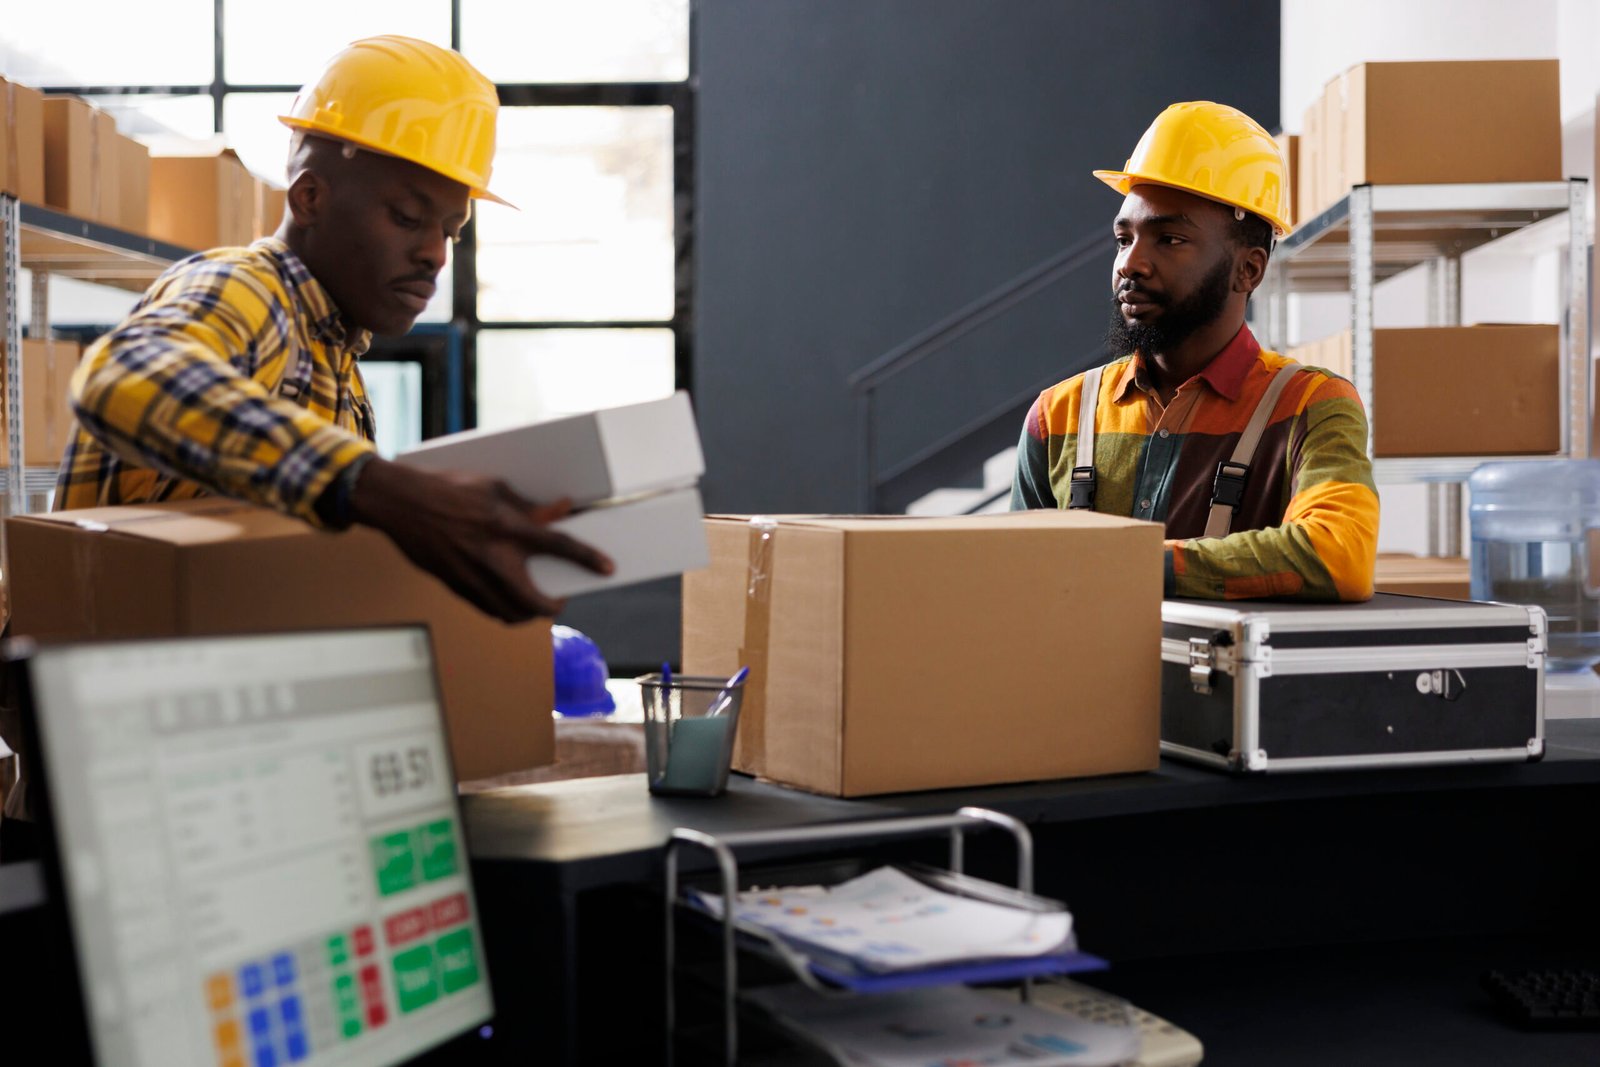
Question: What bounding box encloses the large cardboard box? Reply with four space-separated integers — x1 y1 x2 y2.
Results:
1 78 45 205
116 133 150 235
401 392 709 597
5 499 555 782
0 338 80 467
254 178 286 239
1319 80 1345 214
149 149 255 250
682 511 1164 797
1363 325 1558 456
1329 60 1560 189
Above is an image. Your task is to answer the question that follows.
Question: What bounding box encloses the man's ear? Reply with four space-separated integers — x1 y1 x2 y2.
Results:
285 172 324 228
1235 245 1269 295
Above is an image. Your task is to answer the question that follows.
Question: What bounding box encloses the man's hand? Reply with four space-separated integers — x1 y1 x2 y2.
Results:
348 456 614 623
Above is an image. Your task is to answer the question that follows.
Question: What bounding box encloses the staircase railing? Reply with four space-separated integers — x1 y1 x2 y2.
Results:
849 229 1109 512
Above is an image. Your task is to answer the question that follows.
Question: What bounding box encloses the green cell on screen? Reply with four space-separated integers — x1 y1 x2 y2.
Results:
435 929 480 994
327 934 350 968
371 830 417 896
418 819 458 882
333 972 361 1037
392 945 438 1014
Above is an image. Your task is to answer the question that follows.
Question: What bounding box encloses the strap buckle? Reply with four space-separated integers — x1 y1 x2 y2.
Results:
1211 461 1249 510
1068 466 1096 509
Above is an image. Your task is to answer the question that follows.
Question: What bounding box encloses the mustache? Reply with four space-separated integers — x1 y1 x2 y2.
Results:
1113 282 1167 307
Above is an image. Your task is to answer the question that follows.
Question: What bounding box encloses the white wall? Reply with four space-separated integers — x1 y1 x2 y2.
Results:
1280 0 1597 555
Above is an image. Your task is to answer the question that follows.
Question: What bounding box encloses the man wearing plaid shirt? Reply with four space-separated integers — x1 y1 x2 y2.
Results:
55 36 611 622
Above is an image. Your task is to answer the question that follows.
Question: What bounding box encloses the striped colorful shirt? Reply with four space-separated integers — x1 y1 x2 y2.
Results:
1011 324 1379 601
56 238 377 526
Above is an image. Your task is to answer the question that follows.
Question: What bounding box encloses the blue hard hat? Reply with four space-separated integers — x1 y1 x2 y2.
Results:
552 624 616 717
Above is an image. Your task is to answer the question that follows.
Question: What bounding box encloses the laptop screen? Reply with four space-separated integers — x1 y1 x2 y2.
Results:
20 627 493 1066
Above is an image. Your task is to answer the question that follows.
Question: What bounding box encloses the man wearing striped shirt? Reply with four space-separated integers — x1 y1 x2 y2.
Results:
55 37 611 622
1012 101 1378 601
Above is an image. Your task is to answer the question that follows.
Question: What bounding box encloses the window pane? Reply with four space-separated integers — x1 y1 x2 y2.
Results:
0 3 213 85
88 95 216 142
461 0 689 83
476 328 674 429
476 107 674 322
223 0 450 86
361 362 425 457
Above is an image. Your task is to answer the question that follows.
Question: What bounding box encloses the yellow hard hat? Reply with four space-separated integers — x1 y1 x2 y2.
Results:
279 35 511 207
1094 101 1290 237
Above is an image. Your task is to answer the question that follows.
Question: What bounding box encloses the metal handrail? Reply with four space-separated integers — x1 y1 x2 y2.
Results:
853 229 1107 511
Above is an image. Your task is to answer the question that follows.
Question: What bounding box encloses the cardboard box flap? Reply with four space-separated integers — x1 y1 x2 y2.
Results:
22 498 308 546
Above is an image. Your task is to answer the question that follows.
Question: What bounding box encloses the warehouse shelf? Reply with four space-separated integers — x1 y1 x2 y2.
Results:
1272 181 1578 291
1254 178 1590 557
3 192 196 520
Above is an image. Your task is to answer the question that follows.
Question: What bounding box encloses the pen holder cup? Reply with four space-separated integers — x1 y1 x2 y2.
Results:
636 673 746 797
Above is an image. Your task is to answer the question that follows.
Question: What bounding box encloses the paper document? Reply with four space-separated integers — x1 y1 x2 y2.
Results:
689 866 1072 974
746 983 1140 1067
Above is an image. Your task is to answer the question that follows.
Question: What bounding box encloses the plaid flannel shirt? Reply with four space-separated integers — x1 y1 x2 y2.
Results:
1012 325 1379 601
55 238 377 526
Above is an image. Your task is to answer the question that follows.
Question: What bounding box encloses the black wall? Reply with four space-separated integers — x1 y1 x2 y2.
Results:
566 0 1281 667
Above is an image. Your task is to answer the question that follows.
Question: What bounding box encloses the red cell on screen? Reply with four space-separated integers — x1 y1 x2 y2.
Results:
430 892 469 929
353 925 375 957
360 964 384 1006
383 907 430 946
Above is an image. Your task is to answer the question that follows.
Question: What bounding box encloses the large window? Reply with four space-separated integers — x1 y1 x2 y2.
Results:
0 0 692 441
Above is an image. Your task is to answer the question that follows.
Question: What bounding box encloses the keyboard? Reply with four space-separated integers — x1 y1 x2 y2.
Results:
1482 968 1600 1029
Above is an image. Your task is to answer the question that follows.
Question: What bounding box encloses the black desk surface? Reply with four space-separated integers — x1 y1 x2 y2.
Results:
461 718 1600 888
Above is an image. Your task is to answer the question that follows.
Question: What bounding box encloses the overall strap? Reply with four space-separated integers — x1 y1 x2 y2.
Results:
1203 361 1303 539
1068 364 1104 509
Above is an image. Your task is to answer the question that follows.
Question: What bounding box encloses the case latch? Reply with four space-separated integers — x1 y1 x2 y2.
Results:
1188 637 1218 694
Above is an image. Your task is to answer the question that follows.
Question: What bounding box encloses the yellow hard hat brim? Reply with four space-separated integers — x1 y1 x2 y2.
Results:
1093 169 1290 238
280 116 517 211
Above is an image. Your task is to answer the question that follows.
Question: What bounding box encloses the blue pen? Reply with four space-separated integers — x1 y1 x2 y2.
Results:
661 661 672 701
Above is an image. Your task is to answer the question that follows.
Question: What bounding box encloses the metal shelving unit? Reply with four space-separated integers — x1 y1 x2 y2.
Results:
1255 180 1591 556
1 192 194 518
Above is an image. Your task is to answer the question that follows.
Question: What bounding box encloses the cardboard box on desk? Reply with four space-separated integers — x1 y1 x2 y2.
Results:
682 511 1165 797
5 499 555 781
400 392 709 598
1 78 45 205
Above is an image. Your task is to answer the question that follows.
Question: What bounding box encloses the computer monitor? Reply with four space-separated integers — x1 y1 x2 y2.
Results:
12 626 494 1066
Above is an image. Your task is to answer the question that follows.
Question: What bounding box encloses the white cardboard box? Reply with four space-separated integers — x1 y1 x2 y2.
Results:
399 392 704 506
397 394 709 598
532 486 710 598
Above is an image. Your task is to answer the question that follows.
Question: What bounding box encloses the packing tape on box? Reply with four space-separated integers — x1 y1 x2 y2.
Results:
736 516 777 768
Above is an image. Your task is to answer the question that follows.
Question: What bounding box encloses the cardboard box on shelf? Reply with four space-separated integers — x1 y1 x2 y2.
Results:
255 178 286 239
1273 132 1298 230
1374 554 1471 601
149 148 255 251
401 392 709 598
682 511 1164 797
0 78 46 204
1298 99 1322 222
1319 79 1345 215
1358 324 1558 457
116 134 150 235
42 96 94 218
0 338 81 467
5 499 555 781
1325 60 1560 192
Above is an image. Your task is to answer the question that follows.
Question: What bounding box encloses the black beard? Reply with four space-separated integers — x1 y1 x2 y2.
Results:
1105 253 1235 358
